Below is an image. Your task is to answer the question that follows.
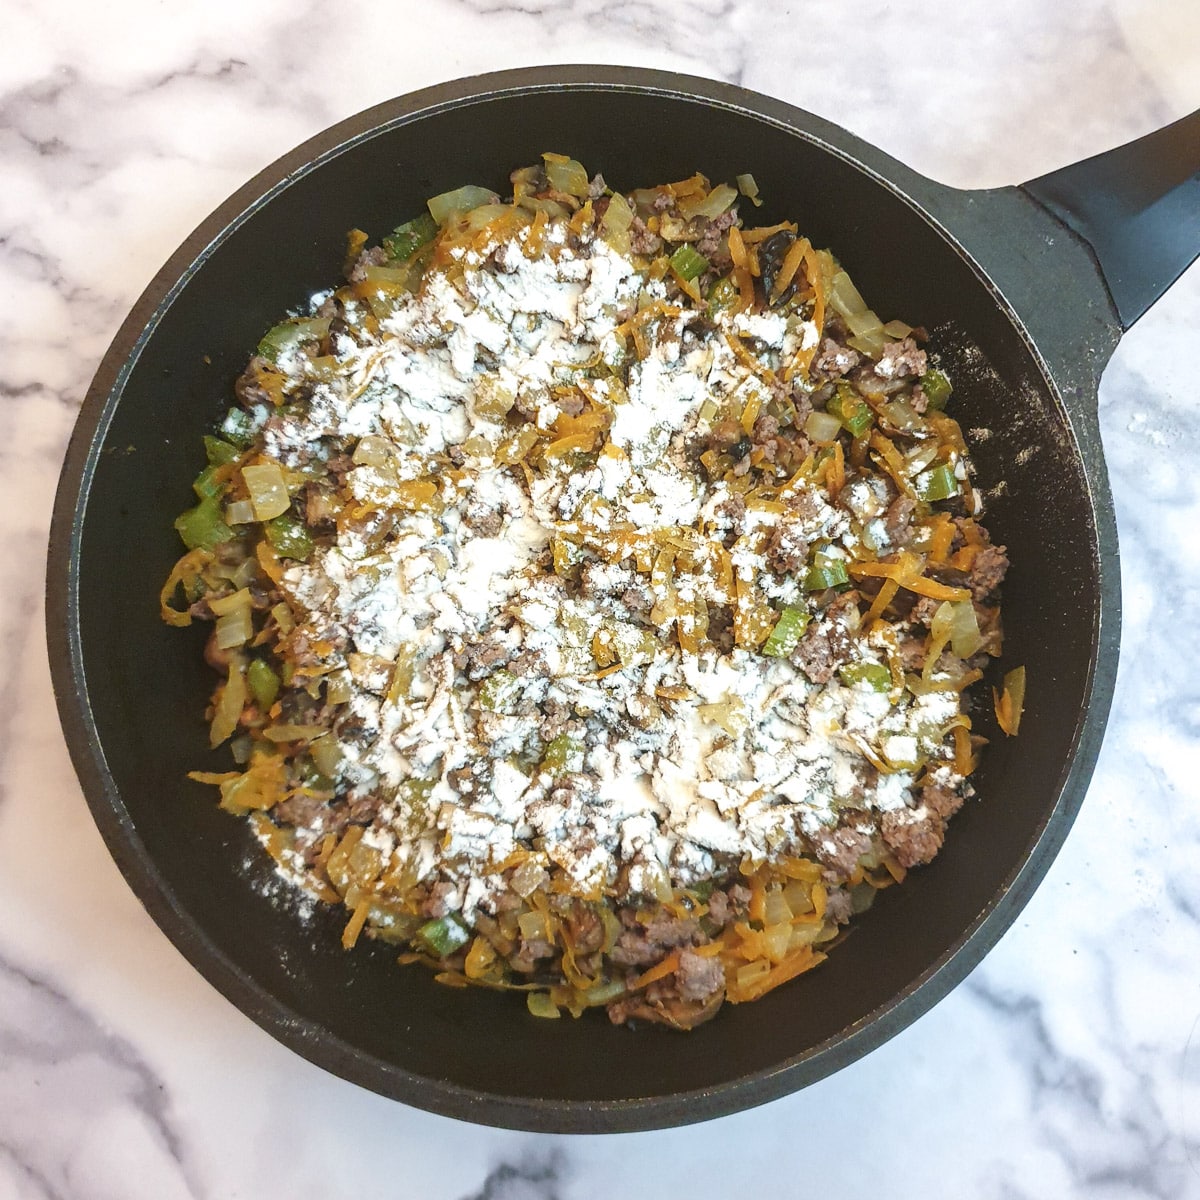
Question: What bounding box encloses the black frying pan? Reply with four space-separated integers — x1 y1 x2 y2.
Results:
45 67 1200 1133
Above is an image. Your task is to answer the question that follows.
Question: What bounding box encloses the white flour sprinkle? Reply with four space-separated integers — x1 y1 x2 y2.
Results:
258 218 965 921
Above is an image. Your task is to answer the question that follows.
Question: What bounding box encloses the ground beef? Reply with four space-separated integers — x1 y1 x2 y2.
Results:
968 543 1009 600
897 633 928 671
629 216 663 256
881 806 945 868
273 790 328 830
620 581 654 621
610 913 699 967
815 824 872 879
302 483 338 534
510 937 556 973
234 356 284 409
676 948 725 1002
565 903 605 954
695 209 738 261
790 593 859 684
705 889 731 926
420 880 457 919
766 520 810 575
555 391 587 417
811 338 861 381
920 780 965 821
348 245 387 282
876 336 927 379
824 887 853 925
461 496 504 538
507 648 545 677
460 638 510 682
883 494 917 547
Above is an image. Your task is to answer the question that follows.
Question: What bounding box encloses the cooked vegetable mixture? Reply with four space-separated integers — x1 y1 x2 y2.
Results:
164 155 1017 1029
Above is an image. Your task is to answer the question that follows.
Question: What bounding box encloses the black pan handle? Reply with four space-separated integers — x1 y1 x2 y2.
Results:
1021 109 1200 330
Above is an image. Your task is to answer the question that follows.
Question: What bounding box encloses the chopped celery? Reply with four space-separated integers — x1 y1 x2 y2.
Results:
221 407 257 448
803 552 850 591
204 435 240 466
416 915 469 958
192 464 223 501
257 318 328 364
828 382 874 437
839 662 891 691
914 463 959 502
920 368 953 410
383 213 437 262
706 275 739 320
541 733 585 776
761 605 810 658
669 244 710 283
175 496 234 550
265 514 314 560
478 668 520 714
247 659 280 709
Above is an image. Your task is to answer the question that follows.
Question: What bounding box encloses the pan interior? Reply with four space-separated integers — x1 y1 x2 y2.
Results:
68 86 1099 1116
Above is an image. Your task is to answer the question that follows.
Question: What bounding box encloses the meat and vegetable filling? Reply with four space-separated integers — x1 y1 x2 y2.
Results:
163 155 1022 1029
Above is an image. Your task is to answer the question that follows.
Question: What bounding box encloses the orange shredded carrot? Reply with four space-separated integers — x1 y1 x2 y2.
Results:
863 577 900 625
256 541 285 586
827 439 846 498
770 236 809 304
728 225 748 269
732 945 824 1002
739 221 799 243
749 873 767 923
953 724 975 775
850 558 971 603
341 898 371 950
928 513 956 564
633 949 682 989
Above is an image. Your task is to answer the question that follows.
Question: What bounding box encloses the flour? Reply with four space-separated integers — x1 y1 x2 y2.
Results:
255 212 971 922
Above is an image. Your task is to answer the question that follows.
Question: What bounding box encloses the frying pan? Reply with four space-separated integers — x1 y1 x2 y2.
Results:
45 66 1200 1133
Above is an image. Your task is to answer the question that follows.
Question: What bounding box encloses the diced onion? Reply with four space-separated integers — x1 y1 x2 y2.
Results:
544 156 590 198
600 191 634 255
210 662 246 747
242 462 291 521
209 587 252 617
225 499 255 525
804 410 843 443
828 270 868 318
427 185 500 225
883 319 913 338
845 308 884 338
214 606 254 649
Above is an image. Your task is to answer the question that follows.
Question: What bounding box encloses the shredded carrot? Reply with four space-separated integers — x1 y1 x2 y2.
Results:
770 236 809 304
928 513 956 564
749 873 767 923
739 221 799 243
953 724 975 775
827 439 846 498
341 898 371 950
851 558 971 603
728 225 748 269
863 577 900 625
633 949 682 989
256 541 285 586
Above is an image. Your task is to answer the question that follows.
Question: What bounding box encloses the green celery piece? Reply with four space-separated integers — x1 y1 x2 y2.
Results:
706 275 739 320
541 733 585 776
920 368 953 410
914 463 959 502
803 552 850 591
174 496 234 550
257 318 326 365
416 915 469 958
839 661 892 692
192 464 223 501
221 407 257 448
829 382 874 437
383 213 438 262
478 669 520 714
761 605 810 657
204 435 240 466
265 514 314 561
669 243 710 283
247 659 280 709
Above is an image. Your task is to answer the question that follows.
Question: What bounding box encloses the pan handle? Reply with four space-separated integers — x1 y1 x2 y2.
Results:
1021 109 1200 330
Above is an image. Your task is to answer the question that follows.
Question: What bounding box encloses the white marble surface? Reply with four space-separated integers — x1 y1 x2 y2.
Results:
3 0 1200 1195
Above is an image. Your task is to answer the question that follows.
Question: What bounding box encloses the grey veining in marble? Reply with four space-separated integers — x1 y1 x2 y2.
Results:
3 0 1200 1196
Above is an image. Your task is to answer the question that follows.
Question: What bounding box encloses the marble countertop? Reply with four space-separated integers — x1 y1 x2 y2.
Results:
4 0 1200 1195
